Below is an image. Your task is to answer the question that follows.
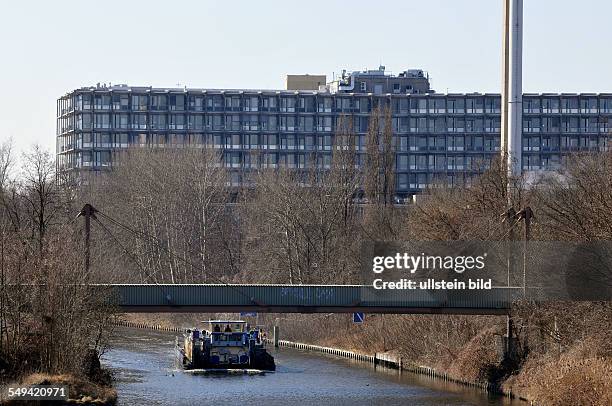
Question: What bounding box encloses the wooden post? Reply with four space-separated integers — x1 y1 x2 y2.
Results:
77 204 98 274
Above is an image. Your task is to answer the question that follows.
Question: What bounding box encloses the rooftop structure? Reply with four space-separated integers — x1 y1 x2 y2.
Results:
286 74 327 91
326 65 431 95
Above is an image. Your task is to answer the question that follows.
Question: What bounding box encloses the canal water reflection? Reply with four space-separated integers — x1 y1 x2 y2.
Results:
102 327 520 406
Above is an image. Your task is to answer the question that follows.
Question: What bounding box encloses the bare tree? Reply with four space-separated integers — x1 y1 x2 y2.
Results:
0 144 115 378
83 147 231 284
362 105 399 240
241 116 362 284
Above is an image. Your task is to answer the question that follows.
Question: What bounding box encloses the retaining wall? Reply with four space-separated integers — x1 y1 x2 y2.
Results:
266 338 529 403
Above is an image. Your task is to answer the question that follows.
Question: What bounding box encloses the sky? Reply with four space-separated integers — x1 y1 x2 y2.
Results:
0 0 611 154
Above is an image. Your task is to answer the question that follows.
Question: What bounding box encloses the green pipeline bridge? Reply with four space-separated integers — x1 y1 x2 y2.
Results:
102 284 520 315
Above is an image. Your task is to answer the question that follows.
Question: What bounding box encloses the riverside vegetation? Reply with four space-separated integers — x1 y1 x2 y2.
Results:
1 107 610 405
0 142 117 404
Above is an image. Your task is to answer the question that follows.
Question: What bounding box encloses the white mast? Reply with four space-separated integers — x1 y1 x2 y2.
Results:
502 0 523 177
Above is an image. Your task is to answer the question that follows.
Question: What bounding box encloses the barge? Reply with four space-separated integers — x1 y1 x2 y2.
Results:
176 320 275 371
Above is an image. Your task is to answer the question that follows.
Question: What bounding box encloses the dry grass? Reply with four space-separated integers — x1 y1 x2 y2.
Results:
505 339 612 406
446 327 501 382
12 373 117 405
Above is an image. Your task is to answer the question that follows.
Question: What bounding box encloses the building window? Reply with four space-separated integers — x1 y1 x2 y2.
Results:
466 98 484 114
523 98 540 113
600 98 612 114
80 94 92 110
447 117 465 133
542 98 560 114
225 115 240 131
484 97 500 114
132 95 148 111
429 98 446 114
94 132 111 148
318 135 332 151
244 97 259 112
150 114 167 130
169 114 185 130
561 98 579 114
397 154 408 170
81 133 92 148
428 117 446 133
262 97 278 111
94 94 111 110
169 94 185 111
262 115 277 131
280 97 296 112
542 117 560 133
94 114 110 129
113 133 129 148
485 118 500 133
246 134 258 149
131 114 147 129
580 98 598 114
317 98 332 113
188 115 204 130
225 96 241 111
298 97 315 112
562 117 579 133
113 114 129 129
112 94 129 110
188 95 204 111
151 95 168 110
336 98 351 112
317 116 332 132
523 117 541 133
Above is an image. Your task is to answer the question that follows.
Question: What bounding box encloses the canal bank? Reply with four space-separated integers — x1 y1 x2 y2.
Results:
104 326 519 405
267 338 528 403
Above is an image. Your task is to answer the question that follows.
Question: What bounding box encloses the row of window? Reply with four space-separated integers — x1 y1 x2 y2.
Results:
57 131 607 157
58 113 612 135
57 148 577 190
57 93 612 116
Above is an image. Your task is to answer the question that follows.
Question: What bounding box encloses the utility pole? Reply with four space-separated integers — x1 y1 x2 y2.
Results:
77 204 98 274
501 0 523 360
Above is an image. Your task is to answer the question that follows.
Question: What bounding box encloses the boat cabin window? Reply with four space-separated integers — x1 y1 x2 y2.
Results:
208 321 246 333
211 333 246 344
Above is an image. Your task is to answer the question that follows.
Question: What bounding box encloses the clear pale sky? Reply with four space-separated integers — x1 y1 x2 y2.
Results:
0 0 610 153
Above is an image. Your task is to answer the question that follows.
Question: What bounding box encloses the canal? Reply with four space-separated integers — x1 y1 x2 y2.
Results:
102 327 520 406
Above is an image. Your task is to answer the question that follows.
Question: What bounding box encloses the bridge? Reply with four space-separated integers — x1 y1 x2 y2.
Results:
102 284 521 315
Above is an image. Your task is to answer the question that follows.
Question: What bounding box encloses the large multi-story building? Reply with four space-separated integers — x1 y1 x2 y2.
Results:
56 66 611 198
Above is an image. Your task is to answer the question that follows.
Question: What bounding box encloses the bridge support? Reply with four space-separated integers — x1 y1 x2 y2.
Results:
273 325 280 348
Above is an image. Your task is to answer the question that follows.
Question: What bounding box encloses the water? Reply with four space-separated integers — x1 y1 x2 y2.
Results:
102 327 519 406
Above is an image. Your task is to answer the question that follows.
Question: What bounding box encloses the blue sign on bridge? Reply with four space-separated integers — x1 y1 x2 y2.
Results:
353 312 365 323
240 312 257 317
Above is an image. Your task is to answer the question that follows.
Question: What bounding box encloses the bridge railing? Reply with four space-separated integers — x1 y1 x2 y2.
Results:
105 284 520 314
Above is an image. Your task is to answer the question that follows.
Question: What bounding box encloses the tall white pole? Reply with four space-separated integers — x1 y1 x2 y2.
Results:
506 0 523 177
501 0 510 159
